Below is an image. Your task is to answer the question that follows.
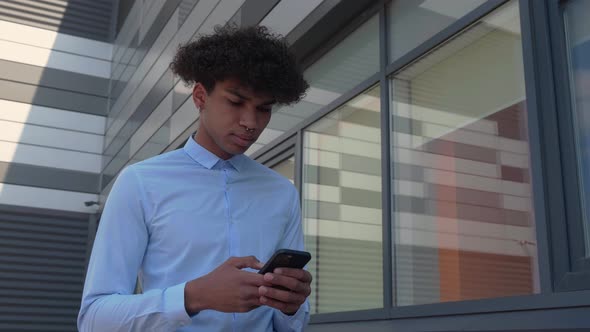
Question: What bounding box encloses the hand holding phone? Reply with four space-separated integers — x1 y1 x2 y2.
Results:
258 249 311 275
257 249 313 314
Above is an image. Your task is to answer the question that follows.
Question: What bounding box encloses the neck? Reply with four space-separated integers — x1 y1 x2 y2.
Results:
193 131 232 160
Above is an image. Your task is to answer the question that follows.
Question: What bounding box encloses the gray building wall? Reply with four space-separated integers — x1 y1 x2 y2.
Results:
0 1 113 330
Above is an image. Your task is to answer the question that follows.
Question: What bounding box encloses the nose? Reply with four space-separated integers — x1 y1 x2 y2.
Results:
239 108 257 131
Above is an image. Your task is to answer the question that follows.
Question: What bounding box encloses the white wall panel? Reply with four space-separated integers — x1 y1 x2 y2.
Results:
304 218 382 242
0 183 99 213
0 19 112 60
423 168 531 197
338 122 380 143
339 205 382 225
395 147 499 178
304 148 340 169
0 120 102 153
341 171 382 192
304 183 341 203
397 212 536 256
397 104 499 136
0 141 101 173
0 99 105 135
0 40 110 78
502 194 531 212
499 150 530 168
422 122 528 154
306 132 381 159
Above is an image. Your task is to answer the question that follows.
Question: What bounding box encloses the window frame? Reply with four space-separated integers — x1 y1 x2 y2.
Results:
545 0 590 291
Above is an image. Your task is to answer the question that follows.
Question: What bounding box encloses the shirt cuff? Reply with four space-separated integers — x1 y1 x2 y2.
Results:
273 303 308 332
163 282 193 326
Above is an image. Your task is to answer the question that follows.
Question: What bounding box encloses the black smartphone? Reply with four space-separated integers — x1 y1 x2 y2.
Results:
258 249 311 275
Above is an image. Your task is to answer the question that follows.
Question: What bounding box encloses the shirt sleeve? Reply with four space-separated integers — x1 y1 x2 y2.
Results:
273 185 310 332
77 166 192 332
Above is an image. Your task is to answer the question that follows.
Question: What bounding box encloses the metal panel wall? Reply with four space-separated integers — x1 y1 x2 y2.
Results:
0 208 89 332
0 0 115 41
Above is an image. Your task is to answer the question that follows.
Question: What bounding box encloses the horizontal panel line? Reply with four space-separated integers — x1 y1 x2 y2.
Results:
0 236 88 247
0 37 113 62
0 214 88 229
0 217 89 229
0 80 108 107
35 0 113 14
0 139 102 156
0 181 99 195
0 13 110 40
0 55 109 82
0 15 108 41
0 267 84 279
0 3 110 30
4 0 112 24
0 118 104 137
66 0 113 10
0 218 90 235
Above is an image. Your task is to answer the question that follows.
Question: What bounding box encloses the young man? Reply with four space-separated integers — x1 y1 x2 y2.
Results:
78 25 311 331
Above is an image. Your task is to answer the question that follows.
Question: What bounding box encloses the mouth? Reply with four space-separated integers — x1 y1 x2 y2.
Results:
231 134 255 147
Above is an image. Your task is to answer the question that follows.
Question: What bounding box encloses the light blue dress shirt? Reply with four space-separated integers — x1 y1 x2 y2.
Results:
78 137 309 331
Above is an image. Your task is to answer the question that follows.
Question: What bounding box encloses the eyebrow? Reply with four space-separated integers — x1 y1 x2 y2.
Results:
226 88 276 105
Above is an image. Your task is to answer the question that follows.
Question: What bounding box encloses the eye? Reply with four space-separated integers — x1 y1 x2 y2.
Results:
228 99 243 106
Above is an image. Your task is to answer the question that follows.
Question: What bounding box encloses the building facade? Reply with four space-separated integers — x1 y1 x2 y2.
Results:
0 0 589 331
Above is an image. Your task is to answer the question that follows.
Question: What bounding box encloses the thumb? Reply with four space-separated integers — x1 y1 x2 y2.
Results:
228 256 264 270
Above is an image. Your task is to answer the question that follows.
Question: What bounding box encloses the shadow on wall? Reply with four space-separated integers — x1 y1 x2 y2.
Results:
0 1 115 331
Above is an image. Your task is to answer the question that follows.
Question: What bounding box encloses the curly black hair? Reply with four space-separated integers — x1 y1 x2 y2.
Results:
170 25 308 105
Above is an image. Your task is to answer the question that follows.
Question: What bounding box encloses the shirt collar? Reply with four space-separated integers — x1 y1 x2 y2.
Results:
183 135 246 172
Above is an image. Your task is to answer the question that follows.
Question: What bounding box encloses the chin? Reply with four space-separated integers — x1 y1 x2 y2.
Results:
225 145 248 156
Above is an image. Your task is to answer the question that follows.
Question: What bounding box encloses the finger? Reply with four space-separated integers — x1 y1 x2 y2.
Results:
263 273 310 295
258 285 306 305
228 256 264 270
259 296 299 314
239 270 266 286
274 268 313 283
239 285 265 302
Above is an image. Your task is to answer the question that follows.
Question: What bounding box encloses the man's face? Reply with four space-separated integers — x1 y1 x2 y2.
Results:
193 78 275 159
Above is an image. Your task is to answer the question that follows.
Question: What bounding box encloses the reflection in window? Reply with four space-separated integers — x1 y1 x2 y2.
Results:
564 0 590 255
390 1 540 305
265 14 380 147
271 156 295 184
388 0 485 62
303 85 382 314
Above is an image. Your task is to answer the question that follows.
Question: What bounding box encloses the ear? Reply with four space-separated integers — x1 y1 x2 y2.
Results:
192 83 207 110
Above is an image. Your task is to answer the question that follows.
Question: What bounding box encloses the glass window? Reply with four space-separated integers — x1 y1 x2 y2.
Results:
303 85 382 313
271 156 295 183
388 0 486 63
390 1 540 306
564 0 590 255
267 14 379 139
